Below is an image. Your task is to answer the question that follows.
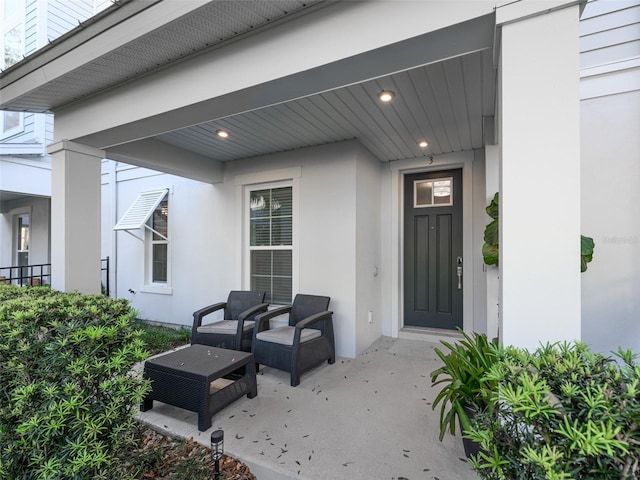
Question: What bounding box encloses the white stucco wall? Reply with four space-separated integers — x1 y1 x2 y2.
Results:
109 166 226 324
500 5 582 349
105 140 381 358
355 145 383 355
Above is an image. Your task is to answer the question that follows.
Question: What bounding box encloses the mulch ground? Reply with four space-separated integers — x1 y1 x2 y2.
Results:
121 425 257 479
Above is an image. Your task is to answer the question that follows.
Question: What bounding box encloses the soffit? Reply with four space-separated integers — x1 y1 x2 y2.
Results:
157 49 495 161
1 0 496 164
1 0 323 112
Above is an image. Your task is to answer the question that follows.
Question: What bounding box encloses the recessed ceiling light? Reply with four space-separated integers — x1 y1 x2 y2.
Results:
216 129 229 138
418 140 429 148
377 90 395 102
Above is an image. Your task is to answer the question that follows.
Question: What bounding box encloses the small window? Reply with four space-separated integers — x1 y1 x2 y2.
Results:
1 1 24 139
1 111 22 136
149 198 168 283
414 177 453 207
249 185 293 304
3 22 22 67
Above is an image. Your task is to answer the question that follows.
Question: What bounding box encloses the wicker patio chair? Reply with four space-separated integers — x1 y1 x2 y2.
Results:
191 290 268 351
252 294 334 386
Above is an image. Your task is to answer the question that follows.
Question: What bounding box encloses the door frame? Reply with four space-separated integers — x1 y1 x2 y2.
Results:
10 205 31 267
389 150 481 337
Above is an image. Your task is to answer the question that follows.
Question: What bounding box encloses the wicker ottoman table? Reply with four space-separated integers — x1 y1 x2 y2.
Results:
140 344 257 431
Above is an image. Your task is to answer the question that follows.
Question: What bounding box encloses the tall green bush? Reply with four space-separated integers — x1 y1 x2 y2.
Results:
0 285 151 479
466 342 640 479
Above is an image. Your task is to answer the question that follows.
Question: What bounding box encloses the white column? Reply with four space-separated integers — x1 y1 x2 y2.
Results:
48 140 104 294
499 5 581 349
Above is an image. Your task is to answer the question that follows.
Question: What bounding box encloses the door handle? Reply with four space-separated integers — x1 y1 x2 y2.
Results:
456 256 463 290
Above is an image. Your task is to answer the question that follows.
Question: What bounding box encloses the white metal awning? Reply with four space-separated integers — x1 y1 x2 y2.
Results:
114 188 168 241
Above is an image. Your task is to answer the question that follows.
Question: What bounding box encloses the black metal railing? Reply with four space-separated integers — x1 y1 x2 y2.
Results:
0 263 50 286
0 257 110 296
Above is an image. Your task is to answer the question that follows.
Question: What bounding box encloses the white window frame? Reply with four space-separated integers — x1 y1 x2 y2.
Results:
1 0 25 139
0 111 24 139
413 176 454 208
240 178 301 307
245 181 294 305
10 205 30 267
142 194 171 294
236 168 301 305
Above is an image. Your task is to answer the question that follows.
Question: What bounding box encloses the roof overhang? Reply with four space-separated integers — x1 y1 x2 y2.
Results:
0 1 581 179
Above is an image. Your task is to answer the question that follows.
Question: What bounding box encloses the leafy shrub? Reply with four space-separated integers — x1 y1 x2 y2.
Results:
430 330 499 440
467 342 640 479
482 193 499 266
0 285 151 479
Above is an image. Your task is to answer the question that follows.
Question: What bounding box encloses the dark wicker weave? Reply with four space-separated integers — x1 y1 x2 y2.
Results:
141 344 257 431
252 294 334 387
191 290 268 351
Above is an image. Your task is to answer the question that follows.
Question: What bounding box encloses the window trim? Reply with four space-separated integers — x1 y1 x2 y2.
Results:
0 111 24 140
141 192 171 295
243 180 297 305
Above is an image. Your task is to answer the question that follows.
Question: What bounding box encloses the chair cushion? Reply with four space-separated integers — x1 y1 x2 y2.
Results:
197 320 255 335
256 326 321 346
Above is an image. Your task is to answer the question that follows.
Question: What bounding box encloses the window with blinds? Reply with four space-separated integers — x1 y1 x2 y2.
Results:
249 186 292 304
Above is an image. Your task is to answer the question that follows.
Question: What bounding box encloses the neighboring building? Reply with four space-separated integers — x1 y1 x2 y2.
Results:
0 0 109 279
579 0 640 355
1 0 638 359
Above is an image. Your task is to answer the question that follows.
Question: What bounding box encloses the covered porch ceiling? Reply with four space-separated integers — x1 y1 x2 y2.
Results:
0 0 497 169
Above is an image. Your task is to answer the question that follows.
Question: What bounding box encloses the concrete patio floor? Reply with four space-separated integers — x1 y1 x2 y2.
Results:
136 336 478 480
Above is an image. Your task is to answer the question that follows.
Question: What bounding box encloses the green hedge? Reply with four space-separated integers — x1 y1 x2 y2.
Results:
467 342 640 479
0 285 150 479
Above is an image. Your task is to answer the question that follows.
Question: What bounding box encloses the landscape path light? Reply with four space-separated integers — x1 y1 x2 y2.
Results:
211 429 224 479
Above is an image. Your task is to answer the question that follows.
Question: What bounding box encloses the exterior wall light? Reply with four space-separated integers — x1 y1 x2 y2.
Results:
216 129 229 138
211 429 224 478
377 90 395 102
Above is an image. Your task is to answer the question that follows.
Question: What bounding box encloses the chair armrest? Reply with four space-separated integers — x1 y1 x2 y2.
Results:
192 302 226 329
238 303 269 321
294 311 334 330
254 306 292 333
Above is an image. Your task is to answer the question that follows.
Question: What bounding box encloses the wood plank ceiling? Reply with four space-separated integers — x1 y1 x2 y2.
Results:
157 49 495 162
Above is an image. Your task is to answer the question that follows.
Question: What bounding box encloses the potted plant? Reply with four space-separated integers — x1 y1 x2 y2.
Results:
430 329 499 456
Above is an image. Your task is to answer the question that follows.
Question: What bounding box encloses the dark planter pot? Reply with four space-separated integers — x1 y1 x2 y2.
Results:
461 404 482 459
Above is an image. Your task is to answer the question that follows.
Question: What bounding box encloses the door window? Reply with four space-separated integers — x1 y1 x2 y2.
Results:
414 177 453 207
